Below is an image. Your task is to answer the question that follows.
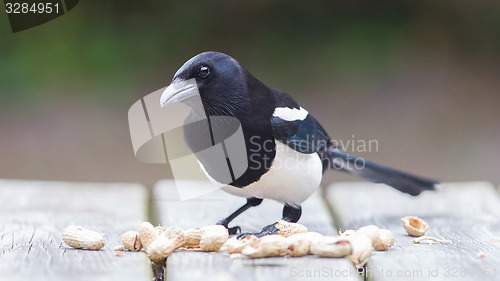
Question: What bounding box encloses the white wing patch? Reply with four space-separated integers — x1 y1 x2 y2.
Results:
273 107 309 121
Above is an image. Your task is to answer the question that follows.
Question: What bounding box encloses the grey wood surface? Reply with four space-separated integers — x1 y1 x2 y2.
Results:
154 179 360 281
326 181 500 281
0 179 152 281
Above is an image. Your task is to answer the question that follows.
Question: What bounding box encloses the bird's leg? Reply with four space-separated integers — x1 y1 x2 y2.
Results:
217 197 263 235
282 204 302 223
238 204 302 238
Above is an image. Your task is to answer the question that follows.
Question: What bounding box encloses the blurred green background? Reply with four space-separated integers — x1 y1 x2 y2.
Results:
1 0 499 187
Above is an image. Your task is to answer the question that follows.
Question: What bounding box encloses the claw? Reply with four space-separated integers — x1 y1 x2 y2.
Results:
236 223 279 239
236 232 252 239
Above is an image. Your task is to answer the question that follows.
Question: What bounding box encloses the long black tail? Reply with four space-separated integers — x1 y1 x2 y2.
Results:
322 148 438 196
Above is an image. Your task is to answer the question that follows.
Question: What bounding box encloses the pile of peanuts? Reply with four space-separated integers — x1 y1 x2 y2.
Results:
224 223 395 266
62 215 461 264
62 219 398 266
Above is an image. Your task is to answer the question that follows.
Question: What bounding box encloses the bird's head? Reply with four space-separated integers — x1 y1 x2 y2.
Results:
160 51 249 117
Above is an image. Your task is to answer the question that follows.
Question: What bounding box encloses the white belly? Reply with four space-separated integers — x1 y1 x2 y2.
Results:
200 141 323 205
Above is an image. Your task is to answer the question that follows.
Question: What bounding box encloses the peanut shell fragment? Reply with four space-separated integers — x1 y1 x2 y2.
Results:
401 216 428 237
412 236 451 244
275 220 308 237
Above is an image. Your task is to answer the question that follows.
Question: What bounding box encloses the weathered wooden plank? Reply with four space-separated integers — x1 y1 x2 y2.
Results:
0 179 151 281
154 179 360 281
326 181 500 281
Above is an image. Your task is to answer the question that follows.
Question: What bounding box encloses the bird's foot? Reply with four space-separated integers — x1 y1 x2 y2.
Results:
216 220 241 235
236 222 279 239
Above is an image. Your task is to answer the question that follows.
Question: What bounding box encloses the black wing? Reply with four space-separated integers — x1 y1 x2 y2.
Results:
270 89 333 154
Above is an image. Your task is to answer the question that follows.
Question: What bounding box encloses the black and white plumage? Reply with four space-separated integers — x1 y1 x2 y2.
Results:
160 51 437 236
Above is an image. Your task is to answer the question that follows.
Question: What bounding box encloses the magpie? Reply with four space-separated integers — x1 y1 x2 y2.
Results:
160 51 437 237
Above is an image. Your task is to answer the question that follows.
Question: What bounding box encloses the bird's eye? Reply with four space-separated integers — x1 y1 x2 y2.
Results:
198 65 210 78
